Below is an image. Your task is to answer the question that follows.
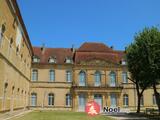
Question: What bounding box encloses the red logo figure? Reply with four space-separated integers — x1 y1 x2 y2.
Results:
85 101 100 116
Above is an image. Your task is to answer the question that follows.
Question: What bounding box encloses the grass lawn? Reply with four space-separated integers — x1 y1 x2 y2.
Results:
12 111 113 120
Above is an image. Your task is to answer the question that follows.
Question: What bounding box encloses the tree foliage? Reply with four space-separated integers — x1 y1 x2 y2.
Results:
126 26 160 113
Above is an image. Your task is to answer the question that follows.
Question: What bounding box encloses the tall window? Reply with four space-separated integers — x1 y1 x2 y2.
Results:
110 93 117 107
79 71 86 86
66 94 72 106
109 71 116 87
49 70 55 81
31 93 37 106
32 70 38 81
153 94 156 105
66 71 72 82
94 71 101 86
123 94 129 107
48 93 54 106
78 94 86 111
122 72 128 83
0 24 5 45
140 95 144 106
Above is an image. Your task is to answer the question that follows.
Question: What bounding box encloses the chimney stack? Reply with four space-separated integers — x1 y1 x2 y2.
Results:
41 43 45 54
71 44 75 53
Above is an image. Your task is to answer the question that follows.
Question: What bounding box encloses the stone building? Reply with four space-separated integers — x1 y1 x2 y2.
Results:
0 0 159 113
0 0 33 112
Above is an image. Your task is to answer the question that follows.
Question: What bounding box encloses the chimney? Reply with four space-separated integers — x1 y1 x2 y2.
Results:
41 43 45 54
110 46 114 49
71 44 75 53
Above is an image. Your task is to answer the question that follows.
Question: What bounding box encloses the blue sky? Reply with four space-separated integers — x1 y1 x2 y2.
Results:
17 0 160 50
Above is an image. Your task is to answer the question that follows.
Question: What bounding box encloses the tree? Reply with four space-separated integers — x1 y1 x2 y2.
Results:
126 27 160 113
126 42 152 113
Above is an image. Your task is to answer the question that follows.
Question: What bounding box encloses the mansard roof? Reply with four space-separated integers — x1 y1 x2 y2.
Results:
33 47 73 64
75 42 125 64
32 42 125 65
77 42 113 52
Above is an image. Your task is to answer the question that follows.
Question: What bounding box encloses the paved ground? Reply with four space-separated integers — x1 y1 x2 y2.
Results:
0 109 32 120
103 113 160 120
107 114 147 120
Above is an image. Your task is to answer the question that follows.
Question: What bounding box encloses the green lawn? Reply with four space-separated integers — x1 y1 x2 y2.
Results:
13 111 113 120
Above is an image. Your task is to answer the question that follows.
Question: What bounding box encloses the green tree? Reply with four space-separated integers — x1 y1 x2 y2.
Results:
126 27 160 113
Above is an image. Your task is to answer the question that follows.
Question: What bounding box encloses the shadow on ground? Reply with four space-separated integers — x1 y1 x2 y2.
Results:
104 112 160 120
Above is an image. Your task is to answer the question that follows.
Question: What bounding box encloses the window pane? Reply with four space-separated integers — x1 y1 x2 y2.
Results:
140 96 144 106
153 94 156 105
50 70 55 81
79 71 86 86
66 94 71 106
94 72 101 86
110 72 116 86
66 71 72 82
31 93 37 106
110 94 117 107
48 94 54 105
32 70 38 81
122 72 128 83
123 94 128 106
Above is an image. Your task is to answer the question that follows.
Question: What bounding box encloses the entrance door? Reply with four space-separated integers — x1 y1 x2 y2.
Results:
94 94 102 112
78 94 86 111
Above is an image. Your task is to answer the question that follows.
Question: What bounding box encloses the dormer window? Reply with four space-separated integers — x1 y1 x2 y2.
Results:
121 59 127 65
48 56 56 63
65 57 73 64
33 56 40 63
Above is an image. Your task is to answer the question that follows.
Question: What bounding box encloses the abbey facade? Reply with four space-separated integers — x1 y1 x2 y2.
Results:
0 0 159 113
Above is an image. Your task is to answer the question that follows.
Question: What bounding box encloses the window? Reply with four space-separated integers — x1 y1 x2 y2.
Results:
66 94 72 106
110 93 117 107
48 56 56 63
16 46 19 55
33 56 40 63
140 95 144 106
122 72 128 83
123 94 129 107
78 94 86 111
121 59 127 65
32 70 38 81
109 71 116 87
0 24 6 45
153 94 156 105
94 71 101 86
31 93 37 106
49 70 55 81
66 71 72 82
79 71 86 86
65 57 72 64
48 93 54 106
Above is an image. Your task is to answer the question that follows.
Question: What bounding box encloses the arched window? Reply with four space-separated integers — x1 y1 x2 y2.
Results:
31 93 37 106
66 94 72 106
109 71 116 87
49 69 55 81
123 94 129 107
122 72 128 83
32 69 38 81
94 71 101 86
48 93 54 106
66 70 72 82
79 71 86 86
